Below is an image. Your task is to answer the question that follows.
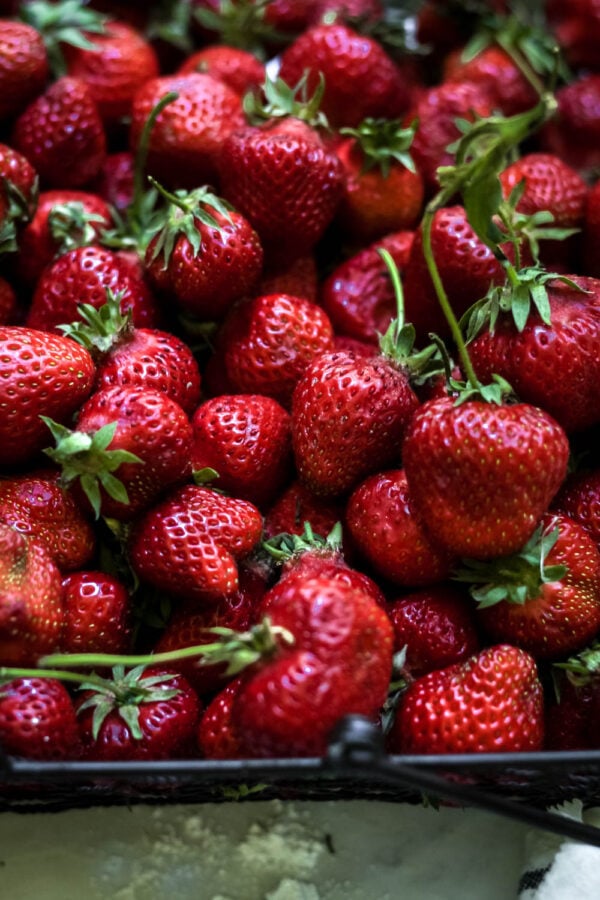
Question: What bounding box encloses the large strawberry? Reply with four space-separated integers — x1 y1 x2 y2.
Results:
0 677 80 761
0 326 95 468
389 644 544 754
0 20 48 122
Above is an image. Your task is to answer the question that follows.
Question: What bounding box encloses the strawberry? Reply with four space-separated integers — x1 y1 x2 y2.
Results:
257 254 318 304
43 384 194 521
191 394 292 508
388 586 480 678
178 44 265 96
0 20 49 122
0 276 17 324
144 184 264 321
0 141 39 253
0 470 95 572
63 20 159 126
0 523 63 666
389 644 544 754
583 179 600 278
334 118 423 242
459 514 600 660
197 676 244 759
553 468 600 549
91 151 134 214
12 76 107 189
0 677 80 761
26 244 160 333
540 74 600 176
14 189 112 286
345 470 456 587
321 230 414 345
263 479 344 540
76 666 201 760
402 393 570 560
278 21 410 128
443 45 539 116
129 72 245 189
545 641 600 750
0 326 95 468
215 293 334 407
546 0 600 72
128 484 264 603
61 571 131 654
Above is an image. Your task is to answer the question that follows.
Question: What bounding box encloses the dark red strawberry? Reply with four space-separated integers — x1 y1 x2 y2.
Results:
61 571 131 654
545 640 600 750
0 141 39 253
0 20 49 122
0 276 17 324
553 468 600 549
389 644 544 754
583 179 600 278
197 676 245 759
263 479 344 540
444 45 539 116
546 0 600 73
540 74 600 176
0 677 80 761
0 327 95 468
257 254 318 304
12 76 107 188
91 151 134 214
128 484 264 603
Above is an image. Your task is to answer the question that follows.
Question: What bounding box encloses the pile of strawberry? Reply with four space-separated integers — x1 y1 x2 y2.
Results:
2 0 600 768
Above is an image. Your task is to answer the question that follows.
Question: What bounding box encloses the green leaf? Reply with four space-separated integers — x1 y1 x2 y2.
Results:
99 472 130 506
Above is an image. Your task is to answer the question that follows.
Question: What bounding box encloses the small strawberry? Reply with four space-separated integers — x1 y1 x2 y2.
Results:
0 523 63 666
553 468 600 550
444 45 539 116
0 326 95 468
12 76 107 189
0 20 49 121
0 141 39 254
0 677 80 761
197 676 244 759
178 43 265 95
191 394 292 508
390 644 544 754
61 571 131 655
128 484 264 602
263 479 344 540
345 470 456 587
0 469 95 572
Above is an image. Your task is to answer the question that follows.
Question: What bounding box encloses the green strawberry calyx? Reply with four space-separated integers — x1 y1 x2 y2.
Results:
453 523 568 608
47 201 110 257
0 173 38 255
554 641 600 688
339 118 418 178
145 180 234 270
40 616 296 678
20 0 108 78
243 71 329 131
193 0 292 61
58 288 133 357
263 521 343 563
41 417 143 519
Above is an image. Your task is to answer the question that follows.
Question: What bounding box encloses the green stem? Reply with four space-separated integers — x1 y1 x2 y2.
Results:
379 247 405 337
147 176 190 213
40 645 227 670
421 206 479 388
497 35 546 98
0 666 109 691
132 92 179 221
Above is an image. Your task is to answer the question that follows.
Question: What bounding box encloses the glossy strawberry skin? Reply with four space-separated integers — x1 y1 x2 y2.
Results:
477 514 600 660
73 385 194 520
129 73 245 189
191 394 292 508
145 207 263 321
0 141 39 227
0 677 80 761
218 120 345 266
0 524 63 666
390 644 544 754
178 45 265 96
64 21 159 126
321 230 414 345
0 20 48 122
128 485 264 603
0 327 95 468
444 45 538 115
197 677 245 759
12 76 106 189
278 22 410 128
500 153 588 228
402 397 570 559
232 575 394 757
263 480 345 540
26 245 160 333
345 470 456 587
60 571 131 655
553 469 600 549
0 470 95 572
292 350 420 497
540 74 600 175
468 276 600 434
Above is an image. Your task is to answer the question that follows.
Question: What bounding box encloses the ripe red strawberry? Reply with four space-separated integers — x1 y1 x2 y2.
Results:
583 179 600 278
540 74 600 176
0 523 63 666
215 293 335 407
546 0 600 73
0 141 39 252
263 479 344 540
463 514 600 660
76 666 201 760
15 189 112 286
553 469 600 549
191 394 292 508
0 677 80 761
278 22 410 128
345 470 456 587
44 384 194 521
388 586 480 678
128 484 264 603
197 676 245 759
0 470 95 572
91 151 134 214
402 395 570 559
444 45 539 116
467 275 600 434
12 76 107 188
178 44 265 96
61 571 131 654
335 119 424 242
389 644 544 754
257 254 318 304
500 153 588 228
545 640 600 750
0 327 95 468
26 244 160 333
321 230 414 344
64 20 159 125
0 276 17 324
144 185 263 321
129 72 245 189
0 20 49 121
